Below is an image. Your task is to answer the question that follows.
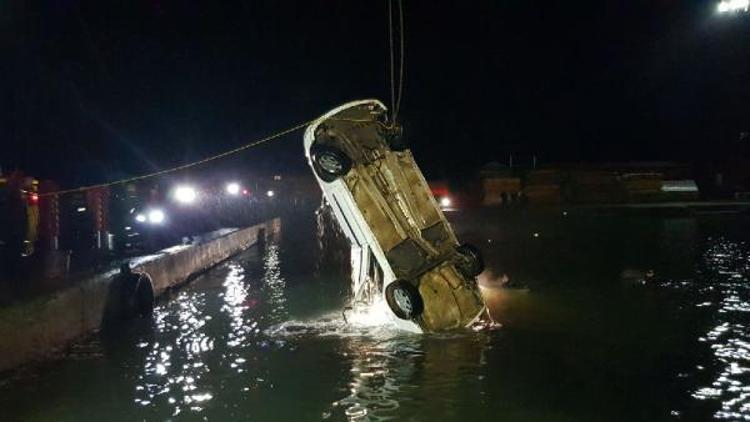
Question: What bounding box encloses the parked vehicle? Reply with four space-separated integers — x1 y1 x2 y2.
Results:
304 99 488 333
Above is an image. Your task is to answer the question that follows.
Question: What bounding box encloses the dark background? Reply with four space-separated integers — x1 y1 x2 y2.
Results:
2 1 748 184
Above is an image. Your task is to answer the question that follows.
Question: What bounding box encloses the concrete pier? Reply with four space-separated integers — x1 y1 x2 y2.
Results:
0 218 280 372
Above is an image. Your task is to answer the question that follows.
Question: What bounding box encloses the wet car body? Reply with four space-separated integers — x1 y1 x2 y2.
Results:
304 99 487 333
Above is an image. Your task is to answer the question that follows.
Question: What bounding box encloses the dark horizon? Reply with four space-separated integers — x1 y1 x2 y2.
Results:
2 1 749 185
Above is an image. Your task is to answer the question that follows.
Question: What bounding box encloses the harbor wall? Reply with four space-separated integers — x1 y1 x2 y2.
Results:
0 218 280 372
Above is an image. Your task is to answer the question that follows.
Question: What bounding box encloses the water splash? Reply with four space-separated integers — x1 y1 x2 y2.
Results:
265 302 401 340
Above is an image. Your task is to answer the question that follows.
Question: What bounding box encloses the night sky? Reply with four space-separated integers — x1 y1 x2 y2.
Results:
2 1 749 184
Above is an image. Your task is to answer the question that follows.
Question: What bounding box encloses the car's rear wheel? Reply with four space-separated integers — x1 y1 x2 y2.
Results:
385 280 424 320
455 244 484 278
311 144 352 183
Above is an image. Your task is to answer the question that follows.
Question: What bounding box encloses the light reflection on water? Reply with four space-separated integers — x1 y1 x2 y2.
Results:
125 218 750 420
135 290 216 416
222 263 256 351
270 317 491 421
260 244 288 324
128 231 492 421
332 336 418 421
270 317 417 421
682 238 750 419
9 214 750 421
133 243 289 419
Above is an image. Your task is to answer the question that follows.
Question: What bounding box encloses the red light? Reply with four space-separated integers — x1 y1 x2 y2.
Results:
242 189 249 195
30 193 39 203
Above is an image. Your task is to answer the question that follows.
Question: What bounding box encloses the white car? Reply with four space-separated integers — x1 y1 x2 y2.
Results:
304 99 488 333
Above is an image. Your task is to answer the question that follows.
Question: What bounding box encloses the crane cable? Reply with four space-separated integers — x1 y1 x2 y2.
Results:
31 119 314 197
388 0 405 124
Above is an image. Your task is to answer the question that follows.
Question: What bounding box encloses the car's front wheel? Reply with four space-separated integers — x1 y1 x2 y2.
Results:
385 280 424 320
311 144 352 183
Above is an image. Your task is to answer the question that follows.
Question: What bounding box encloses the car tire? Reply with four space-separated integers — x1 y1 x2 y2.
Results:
455 243 485 278
311 144 352 183
385 280 424 320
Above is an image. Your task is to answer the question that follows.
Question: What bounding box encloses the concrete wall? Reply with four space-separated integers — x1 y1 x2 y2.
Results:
0 218 280 372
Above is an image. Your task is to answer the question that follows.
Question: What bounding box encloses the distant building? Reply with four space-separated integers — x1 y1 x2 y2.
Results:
523 169 561 204
478 162 521 206
477 161 705 206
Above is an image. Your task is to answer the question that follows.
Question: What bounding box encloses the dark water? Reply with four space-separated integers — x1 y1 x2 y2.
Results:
2 210 750 421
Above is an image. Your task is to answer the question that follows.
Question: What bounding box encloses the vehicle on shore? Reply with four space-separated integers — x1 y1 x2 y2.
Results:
304 99 488 333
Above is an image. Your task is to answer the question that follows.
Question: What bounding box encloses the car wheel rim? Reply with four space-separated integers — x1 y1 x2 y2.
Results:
318 154 343 174
393 288 413 315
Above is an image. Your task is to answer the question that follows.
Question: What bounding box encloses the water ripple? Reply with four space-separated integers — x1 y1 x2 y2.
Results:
134 291 215 417
688 239 750 419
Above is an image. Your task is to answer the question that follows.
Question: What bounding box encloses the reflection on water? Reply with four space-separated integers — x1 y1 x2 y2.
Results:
270 319 418 421
133 243 289 419
135 290 215 417
222 263 255 350
332 335 419 421
6 213 750 421
126 216 750 421
260 244 288 324
270 315 491 421
689 239 750 420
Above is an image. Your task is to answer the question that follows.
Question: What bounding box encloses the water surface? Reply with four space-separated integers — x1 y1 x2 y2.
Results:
2 210 750 421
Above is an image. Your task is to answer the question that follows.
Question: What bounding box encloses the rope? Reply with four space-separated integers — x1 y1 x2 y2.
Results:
387 0 405 124
35 119 314 197
394 0 405 123
388 0 396 121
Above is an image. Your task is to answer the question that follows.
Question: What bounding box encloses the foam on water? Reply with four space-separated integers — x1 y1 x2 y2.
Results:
265 301 407 340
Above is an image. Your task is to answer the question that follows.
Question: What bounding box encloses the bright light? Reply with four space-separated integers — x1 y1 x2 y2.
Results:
439 197 452 208
226 182 241 195
173 185 197 204
77 207 87 212
148 209 165 224
135 213 147 223
718 0 749 13
266 190 275 197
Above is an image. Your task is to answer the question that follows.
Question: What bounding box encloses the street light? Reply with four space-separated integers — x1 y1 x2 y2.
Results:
173 185 197 204
226 182 241 196
266 190 275 198
718 0 749 13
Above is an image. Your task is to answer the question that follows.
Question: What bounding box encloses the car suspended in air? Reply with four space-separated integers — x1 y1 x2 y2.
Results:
304 99 489 333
